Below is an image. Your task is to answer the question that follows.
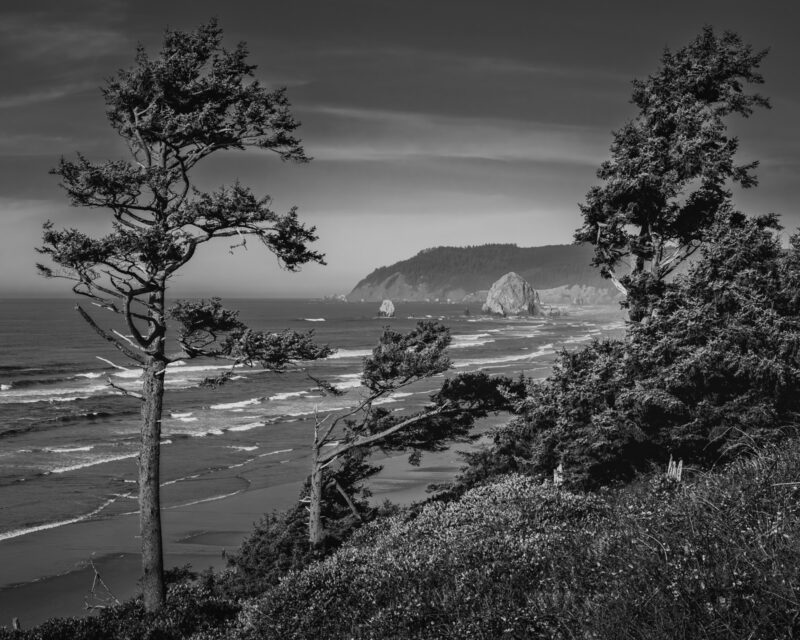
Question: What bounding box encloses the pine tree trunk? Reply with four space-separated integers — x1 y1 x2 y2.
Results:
139 356 166 611
309 447 324 547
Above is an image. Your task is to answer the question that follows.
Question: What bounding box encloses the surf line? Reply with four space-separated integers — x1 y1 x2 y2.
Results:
0 496 119 543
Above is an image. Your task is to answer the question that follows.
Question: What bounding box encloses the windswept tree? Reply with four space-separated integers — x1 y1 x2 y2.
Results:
36 21 325 611
575 27 770 321
307 321 524 546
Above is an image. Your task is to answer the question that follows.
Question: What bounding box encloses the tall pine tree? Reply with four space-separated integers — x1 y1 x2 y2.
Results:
37 20 323 610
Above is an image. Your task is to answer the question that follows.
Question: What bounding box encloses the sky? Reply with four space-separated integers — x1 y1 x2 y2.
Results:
0 0 798 298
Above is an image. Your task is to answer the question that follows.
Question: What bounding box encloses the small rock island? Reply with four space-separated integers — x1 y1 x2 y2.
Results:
378 299 396 317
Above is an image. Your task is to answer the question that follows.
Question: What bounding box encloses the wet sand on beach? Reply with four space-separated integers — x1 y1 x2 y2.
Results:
0 448 468 628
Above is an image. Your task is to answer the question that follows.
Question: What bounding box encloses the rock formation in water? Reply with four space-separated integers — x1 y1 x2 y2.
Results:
482 272 540 316
378 299 395 317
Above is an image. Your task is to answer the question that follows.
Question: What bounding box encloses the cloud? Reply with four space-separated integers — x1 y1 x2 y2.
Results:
0 132 80 156
302 106 610 166
0 12 130 61
0 83 97 110
324 45 629 83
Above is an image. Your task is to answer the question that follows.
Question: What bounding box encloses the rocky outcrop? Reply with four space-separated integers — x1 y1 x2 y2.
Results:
482 272 540 316
378 299 395 317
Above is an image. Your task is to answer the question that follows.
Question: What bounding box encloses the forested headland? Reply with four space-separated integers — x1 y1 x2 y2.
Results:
347 243 615 302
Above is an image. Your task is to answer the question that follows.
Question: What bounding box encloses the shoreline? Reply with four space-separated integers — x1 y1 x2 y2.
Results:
0 446 471 628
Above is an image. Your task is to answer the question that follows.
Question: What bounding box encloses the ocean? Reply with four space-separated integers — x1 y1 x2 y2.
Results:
0 298 625 550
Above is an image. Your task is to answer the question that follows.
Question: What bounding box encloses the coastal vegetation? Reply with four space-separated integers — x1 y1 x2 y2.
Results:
8 22 800 640
575 26 770 321
35 21 326 610
3 438 798 639
304 321 522 547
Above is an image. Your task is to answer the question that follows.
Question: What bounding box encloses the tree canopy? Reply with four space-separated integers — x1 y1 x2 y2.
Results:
464 213 800 490
575 27 770 320
36 20 325 611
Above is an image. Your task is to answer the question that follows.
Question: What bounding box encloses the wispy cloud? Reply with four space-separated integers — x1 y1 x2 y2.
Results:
324 45 629 82
0 83 97 110
0 13 130 61
0 132 79 156
303 106 609 166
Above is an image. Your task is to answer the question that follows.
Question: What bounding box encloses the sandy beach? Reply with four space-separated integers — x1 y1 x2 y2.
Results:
0 447 469 628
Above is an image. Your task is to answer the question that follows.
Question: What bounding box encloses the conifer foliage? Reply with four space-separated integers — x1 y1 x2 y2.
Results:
36 21 324 610
576 27 770 320
465 214 800 490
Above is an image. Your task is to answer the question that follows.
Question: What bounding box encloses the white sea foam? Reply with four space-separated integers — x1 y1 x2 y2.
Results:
111 369 143 380
110 362 254 382
0 384 11 391
50 452 138 474
374 391 415 405
177 416 198 423
285 403 352 418
334 379 363 391
0 496 119 542
454 343 555 368
172 490 242 508
269 390 307 401
228 445 259 452
227 422 266 432
45 445 94 453
451 333 494 348
326 348 371 360
210 397 263 410
170 412 193 418
1 384 111 404
303 318 326 322
258 448 293 457
75 372 103 379
2 384 108 399
161 473 204 487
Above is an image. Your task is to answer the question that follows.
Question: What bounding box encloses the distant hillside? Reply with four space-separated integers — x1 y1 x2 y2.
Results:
347 244 616 303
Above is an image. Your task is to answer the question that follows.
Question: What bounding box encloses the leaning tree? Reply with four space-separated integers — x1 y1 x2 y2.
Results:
37 21 325 610
307 321 525 547
575 27 770 321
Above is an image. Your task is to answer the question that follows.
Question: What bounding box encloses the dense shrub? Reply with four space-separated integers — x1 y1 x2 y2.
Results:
217 459 398 599
198 440 800 639
0 583 240 640
461 214 800 489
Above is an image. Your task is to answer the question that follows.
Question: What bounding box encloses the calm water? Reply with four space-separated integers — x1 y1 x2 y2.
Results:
0 298 624 543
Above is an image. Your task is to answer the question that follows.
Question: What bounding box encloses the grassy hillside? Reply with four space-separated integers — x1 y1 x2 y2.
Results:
207 442 800 639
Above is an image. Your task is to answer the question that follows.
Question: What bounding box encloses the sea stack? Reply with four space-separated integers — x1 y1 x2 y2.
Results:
378 299 396 317
482 272 540 316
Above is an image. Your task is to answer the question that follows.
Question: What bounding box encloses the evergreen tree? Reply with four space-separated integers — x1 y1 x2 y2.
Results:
308 321 523 546
36 21 323 610
575 27 770 320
